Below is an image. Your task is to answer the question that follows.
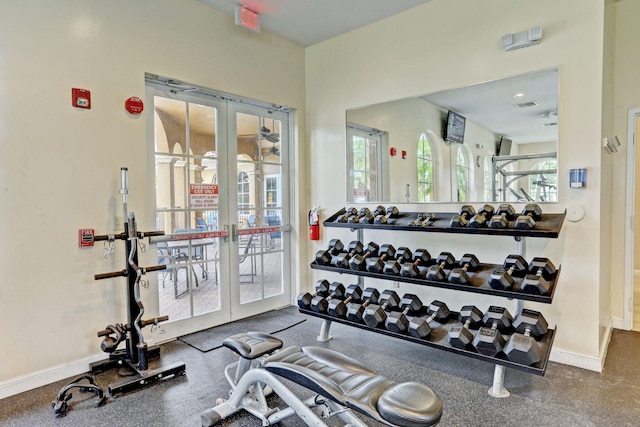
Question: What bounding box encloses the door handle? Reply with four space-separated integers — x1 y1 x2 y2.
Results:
231 224 238 242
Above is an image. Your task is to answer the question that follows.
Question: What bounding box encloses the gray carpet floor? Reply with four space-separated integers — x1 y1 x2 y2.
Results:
1 306 639 426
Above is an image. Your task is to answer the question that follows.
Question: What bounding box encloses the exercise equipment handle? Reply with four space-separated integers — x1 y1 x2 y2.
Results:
141 315 169 327
93 230 164 241
139 230 165 238
94 233 126 242
94 264 166 280
94 270 127 280
143 264 167 273
96 316 168 336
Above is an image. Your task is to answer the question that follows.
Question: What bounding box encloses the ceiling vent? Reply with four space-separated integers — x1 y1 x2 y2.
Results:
514 101 538 108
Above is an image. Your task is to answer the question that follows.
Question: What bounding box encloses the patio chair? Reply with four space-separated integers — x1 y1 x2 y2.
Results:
239 234 257 282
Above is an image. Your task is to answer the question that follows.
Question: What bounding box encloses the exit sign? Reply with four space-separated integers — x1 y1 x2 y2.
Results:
235 6 260 33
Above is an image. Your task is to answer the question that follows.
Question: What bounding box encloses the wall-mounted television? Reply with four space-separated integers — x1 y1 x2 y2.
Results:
444 110 466 144
497 136 512 156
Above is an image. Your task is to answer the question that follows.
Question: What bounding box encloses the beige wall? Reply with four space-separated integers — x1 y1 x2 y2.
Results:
0 0 305 397
610 0 640 323
306 0 606 369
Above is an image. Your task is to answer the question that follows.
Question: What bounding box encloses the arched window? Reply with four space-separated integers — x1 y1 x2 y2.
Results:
417 132 437 202
529 159 557 202
455 145 472 202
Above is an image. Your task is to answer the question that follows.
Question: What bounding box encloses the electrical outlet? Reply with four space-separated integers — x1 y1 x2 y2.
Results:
392 281 399 288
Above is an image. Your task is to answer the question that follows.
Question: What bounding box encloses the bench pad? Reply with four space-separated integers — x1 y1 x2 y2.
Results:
261 345 442 427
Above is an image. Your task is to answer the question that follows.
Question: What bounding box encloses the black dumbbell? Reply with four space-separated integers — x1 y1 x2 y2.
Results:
450 205 476 227
408 300 450 338
333 240 365 268
383 247 414 275
347 207 370 223
385 294 424 333
363 290 401 327
327 284 363 318
504 309 549 366
488 255 529 290
448 253 480 285
426 252 456 281
297 279 331 309
314 239 345 265
348 241 380 270
514 203 543 230
374 206 400 224
346 288 381 322
520 257 557 295
489 204 517 229
448 305 484 349
336 207 358 223
472 306 513 357
366 244 397 273
416 213 437 227
400 248 432 278
469 204 495 228
409 213 427 226
310 282 346 313
359 205 386 224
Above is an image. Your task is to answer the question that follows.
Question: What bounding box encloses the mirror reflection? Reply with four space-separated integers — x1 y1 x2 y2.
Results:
346 68 558 204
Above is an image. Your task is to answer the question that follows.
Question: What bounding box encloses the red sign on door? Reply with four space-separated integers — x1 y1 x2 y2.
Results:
190 184 218 208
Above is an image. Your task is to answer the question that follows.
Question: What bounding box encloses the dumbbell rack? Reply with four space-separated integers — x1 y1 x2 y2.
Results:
303 206 566 397
298 306 556 376
310 262 560 304
322 208 566 238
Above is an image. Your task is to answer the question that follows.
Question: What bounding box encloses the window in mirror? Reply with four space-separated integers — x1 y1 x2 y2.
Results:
238 170 250 211
528 159 557 202
347 123 383 202
455 145 472 202
483 153 494 201
417 132 437 202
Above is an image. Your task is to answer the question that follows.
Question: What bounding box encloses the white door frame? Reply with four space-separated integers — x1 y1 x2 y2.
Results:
624 108 640 330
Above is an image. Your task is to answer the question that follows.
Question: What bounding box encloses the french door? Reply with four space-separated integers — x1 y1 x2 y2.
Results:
147 79 291 338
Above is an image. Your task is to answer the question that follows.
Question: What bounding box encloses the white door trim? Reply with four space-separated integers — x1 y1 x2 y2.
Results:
624 108 640 330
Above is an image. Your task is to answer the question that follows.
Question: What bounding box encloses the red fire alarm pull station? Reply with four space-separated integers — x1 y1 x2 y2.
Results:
125 96 144 114
72 88 91 109
79 229 95 247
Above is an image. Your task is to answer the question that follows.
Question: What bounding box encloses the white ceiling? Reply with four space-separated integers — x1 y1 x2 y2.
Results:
198 0 558 145
422 68 558 144
198 0 432 47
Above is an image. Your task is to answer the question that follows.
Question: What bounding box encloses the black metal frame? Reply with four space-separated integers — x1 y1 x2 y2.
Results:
90 223 186 397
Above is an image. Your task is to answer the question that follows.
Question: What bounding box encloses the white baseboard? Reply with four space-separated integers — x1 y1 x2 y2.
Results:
0 337 174 399
549 318 613 373
0 353 105 400
611 316 627 330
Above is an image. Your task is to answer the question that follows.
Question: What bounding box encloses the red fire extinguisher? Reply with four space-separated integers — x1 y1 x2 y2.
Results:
309 208 320 240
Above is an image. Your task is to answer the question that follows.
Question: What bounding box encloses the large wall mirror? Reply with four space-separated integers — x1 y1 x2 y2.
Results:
346 68 559 204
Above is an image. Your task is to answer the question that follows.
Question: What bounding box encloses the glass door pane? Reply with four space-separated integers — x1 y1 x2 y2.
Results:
234 111 288 310
153 96 223 322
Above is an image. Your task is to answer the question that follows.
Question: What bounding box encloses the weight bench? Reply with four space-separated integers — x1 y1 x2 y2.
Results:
201 331 442 426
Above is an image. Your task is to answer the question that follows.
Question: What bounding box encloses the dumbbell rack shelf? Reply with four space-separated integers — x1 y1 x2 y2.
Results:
299 308 556 376
324 208 567 238
310 262 561 304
